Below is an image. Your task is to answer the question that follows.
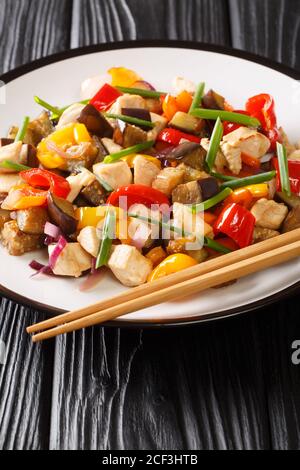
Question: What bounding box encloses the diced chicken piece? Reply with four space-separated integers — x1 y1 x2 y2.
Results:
48 242 92 278
0 221 42 256
57 103 86 129
253 227 279 244
108 245 153 287
287 149 300 160
109 94 146 116
0 210 11 231
173 202 213 240
81 74 112 100
67 168 96 202
16 207 49 235
101 138 123 155
77 226 100 257
172 181 202 205
134 155 160 187
251 198 288 230
222 127 270 159
0 174 22 193
220 141 242 175
172 76 196 95
201 138 227 173
279 127 296 155
147 113 168 141
0 142 26 174
129 203 161 241
152 167 185 197
93 161 132 190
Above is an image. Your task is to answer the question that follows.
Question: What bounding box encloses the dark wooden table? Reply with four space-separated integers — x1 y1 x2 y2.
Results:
1 0 300 451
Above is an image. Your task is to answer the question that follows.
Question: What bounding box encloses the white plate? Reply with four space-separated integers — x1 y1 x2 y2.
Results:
1 42 300 325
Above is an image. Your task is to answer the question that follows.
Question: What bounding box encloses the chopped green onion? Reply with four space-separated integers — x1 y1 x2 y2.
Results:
276 142 291 197
34 96 61 117
191 188 232 214
96 210 116 269
128 214 232 254
189 82 205 113
15 116 30 142
190 109 261 128
104 141 155 164
116 86 166 99
95 175 114 193
205 117 223 171
0 160 31 172
103 113 155 129
204 237 232 254
210 172 236 182
220 171 276 190
35 96 90 120
56 99 90 117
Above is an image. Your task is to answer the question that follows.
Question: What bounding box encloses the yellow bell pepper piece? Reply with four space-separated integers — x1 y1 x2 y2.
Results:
108 67 141 87
76 206 127 229
244 184 269 198
37 123 92 169
148 254 198 282
121 154 162 169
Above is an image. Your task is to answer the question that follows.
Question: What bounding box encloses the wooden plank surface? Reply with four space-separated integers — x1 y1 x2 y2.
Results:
0 0 71 450
229 0 300 68
1 0 300 451
71 0 231 47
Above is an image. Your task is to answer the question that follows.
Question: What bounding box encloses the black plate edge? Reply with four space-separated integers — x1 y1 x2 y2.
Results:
1 39 299 328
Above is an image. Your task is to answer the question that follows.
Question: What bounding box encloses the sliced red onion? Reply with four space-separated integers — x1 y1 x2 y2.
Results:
44 222 61 240
46 141 84 160
133 80 156 91
49 236 67 270
79 270 105 292
29 260 53 277
260 153 274 163
44 236 55 246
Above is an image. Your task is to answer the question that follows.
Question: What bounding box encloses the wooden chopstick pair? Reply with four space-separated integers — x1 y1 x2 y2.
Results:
27 229 300 342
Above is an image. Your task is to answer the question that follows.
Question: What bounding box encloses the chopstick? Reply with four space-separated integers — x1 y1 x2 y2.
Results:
28 229 300 342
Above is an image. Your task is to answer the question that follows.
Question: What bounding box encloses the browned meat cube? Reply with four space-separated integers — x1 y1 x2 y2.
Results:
16 207 49 234
172 181 202 205
152 167 185 197
123 124 147 148
81 180 107 206
253 227 279 243
1 221 42 256
0 209 11 230
24 111 54 146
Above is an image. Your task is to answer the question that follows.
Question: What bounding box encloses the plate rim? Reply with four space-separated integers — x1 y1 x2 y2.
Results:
1 39 299 327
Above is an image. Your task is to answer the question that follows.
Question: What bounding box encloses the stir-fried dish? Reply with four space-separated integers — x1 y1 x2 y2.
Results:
0 67 299 288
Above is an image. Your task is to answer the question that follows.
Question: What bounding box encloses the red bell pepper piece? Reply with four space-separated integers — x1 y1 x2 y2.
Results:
20 169 71 199
157 128 201 146
245 94 281 150
90 83 122 112
214 203 255 248
107 185 170 212
223 110 250 135
272 157 300 195
206 237 239 257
